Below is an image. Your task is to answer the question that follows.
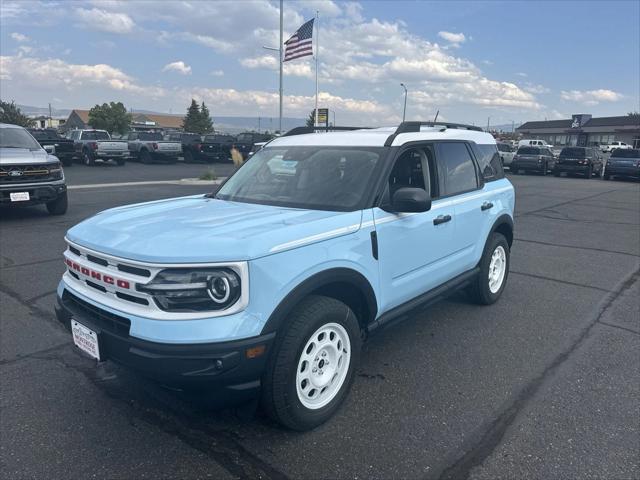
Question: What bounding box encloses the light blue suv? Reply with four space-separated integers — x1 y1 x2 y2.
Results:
55 122 515 430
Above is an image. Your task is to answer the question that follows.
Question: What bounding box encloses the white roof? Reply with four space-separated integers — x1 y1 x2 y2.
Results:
269 126 495 148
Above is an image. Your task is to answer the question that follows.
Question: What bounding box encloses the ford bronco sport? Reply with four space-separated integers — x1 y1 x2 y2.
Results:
55 122 515 430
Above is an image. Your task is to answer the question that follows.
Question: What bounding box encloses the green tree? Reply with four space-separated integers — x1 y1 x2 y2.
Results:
182 99 201 133
306 109 316 128
627 111 640 121
0 100 34 127
199 102 214 134
88 102 131 134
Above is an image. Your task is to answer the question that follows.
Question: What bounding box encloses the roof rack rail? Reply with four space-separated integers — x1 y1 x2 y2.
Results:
282 126 370 137
384 121 483 146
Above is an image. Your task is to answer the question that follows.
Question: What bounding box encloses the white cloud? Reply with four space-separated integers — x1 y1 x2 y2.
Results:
438 31 466 44
0 55 165 97
74 8 135 34
162 61 192 75
210 69 224 77
515 72 528 77
240 55 313 77
523 83 550 95
10 32 29 42
560 89 624 105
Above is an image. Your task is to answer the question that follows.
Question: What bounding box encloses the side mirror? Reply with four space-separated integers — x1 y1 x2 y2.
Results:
44 145 55 154
392 187 431 213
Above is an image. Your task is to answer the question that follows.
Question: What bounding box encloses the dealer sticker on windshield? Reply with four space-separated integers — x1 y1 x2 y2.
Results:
10 192 30 202
71 320 101 360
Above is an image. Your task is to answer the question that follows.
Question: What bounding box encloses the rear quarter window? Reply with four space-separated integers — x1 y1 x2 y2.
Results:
474 144 504 182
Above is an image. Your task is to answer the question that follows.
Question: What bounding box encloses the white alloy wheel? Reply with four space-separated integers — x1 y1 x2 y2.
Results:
488 245 507 294
296 322 351 410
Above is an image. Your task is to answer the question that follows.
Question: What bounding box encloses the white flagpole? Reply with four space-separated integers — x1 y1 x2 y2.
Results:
314 10 319 128
279 0 283 134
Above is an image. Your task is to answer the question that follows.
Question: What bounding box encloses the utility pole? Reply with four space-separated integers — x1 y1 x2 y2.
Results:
314 10 319 128
258 116 261 132
487 116 491 132
400 83 407 121
48 103 52 128
262 0 283 134
434 110 439 122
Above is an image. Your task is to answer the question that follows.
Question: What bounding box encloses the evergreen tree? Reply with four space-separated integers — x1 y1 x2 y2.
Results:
0 100 34 127
199 102 214 134
182 99 201 133
306 109 316 128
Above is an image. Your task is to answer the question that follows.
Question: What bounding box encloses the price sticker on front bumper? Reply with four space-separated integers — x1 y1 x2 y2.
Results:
71 320 101 360
10 192 30 202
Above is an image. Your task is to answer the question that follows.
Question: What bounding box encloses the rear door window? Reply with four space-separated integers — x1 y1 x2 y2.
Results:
436 142 479 196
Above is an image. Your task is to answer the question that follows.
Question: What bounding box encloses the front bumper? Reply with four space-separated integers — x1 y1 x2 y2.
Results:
0 181 66 205
55 288 275 400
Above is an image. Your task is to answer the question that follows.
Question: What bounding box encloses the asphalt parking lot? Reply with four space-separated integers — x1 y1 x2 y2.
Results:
1 170 638 479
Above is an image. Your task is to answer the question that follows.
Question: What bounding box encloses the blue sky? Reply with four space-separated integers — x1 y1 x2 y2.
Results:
1 0 638 127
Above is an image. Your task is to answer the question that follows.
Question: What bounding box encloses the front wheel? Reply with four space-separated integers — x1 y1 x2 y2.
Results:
116 158 126 166
261 295 361 431
46 191 68 215
468 232 510 305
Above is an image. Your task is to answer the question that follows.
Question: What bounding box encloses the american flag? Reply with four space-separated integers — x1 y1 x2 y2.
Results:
283 18 314 62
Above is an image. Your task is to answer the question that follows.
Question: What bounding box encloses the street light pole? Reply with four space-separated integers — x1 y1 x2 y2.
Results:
400 83 408 121
262 0 283 134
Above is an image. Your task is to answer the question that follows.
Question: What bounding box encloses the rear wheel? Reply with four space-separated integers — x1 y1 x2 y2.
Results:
261 295 361 431
541 163 548 175
140 150 152 164
184 150 194 163
603 173 611 180
61 157 73 167
585 165 593 179
116 158 126 166
46 191 68 215
82 150 95 166
468 232 510 305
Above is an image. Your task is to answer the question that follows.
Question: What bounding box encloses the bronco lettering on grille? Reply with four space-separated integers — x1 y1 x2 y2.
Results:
65 258 131 289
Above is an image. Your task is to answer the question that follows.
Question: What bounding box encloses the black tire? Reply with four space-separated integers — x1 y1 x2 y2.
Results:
140 150 152 164
116 158 126 166
541 163 548 176
603 173 611 180
553 170 561 177
184 150 194 163
46 191 68 215
82 150 95 166
468 232 510 305
585 165 593 179
61 158 73 167
261 295 362 431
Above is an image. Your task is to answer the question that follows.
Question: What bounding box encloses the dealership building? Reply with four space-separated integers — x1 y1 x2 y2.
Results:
516 114 640 148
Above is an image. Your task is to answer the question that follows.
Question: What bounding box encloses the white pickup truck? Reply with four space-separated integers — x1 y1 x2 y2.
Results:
124 131 182 164
600 141 632 153
69 129 129 166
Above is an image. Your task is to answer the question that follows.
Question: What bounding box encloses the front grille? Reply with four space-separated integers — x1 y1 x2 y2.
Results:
62 290 131 337
0 164 58 184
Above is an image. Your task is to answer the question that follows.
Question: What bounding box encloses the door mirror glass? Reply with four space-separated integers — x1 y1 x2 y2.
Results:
392 187 431 213
43 144 54 154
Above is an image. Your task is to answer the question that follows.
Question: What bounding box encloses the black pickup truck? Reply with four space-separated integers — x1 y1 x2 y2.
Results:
233 132 273 159
165 132 236 163
28 129 75 166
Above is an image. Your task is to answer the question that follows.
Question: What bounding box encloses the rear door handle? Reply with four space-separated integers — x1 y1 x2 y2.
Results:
481 202 494 211
433 214 452 225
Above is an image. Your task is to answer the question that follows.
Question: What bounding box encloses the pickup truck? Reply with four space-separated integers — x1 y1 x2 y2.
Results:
28 129 75 167
198 134 236 163
600 141 632 153
68 129 128 166
233 132 273 159
124 131 182 164
164 132 203 163
1 123 68 215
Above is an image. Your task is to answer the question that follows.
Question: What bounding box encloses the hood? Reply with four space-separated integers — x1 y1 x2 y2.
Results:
66 195 363 263
0 148 57 166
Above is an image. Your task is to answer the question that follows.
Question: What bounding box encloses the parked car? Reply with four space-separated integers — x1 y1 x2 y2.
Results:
600 141 632 153
164 132 203 163
497 142 515 169
0 123 68 215
511 146 556 175
68 129 128 166
553 147 604 178
603 148 640 180
125 131 182 164
199 134 236 163
234 132 274 159
28 128 75 167
518 139 553 149
247 141 267 159
55 121 514 430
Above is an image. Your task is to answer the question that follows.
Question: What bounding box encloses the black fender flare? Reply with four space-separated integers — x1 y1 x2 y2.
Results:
489 214 514 247
260 267 378 335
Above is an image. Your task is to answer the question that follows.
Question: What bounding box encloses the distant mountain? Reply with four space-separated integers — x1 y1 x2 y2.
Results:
17 104 305 133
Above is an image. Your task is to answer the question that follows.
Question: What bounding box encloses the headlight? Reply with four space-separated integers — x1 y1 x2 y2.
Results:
50 162 63 180
137 268 242 312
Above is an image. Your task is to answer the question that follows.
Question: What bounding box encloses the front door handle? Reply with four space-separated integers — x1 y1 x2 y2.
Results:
433 214 452 225
481 202 494 211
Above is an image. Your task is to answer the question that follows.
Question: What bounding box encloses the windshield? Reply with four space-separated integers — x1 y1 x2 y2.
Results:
497 144 512 152
0 127 41 150
560 147 587 157
611 149 640 158
204 135 234 143
82 131 110 140
216 146 384 211
517 147 540 155
138 132 163 141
